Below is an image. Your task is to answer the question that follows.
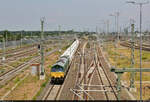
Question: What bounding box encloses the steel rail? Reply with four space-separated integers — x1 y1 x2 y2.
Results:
96 45 118 100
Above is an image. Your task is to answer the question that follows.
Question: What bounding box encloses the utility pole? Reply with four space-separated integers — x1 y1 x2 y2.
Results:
31 32 32 39
59 25 61 52
20 31 22 47
40 17 45 80
96 26 98 34
99 28 101 35
2 32 6 61
109 14 118 66
102 20 105 36
116 12 120 43
120 27 122 37
106 20 109 35
31 32 33 45
126 1 149 101
130 22 135 90
5 31 7 49
139 3 143 100
109 14 117 40
15 34 17 49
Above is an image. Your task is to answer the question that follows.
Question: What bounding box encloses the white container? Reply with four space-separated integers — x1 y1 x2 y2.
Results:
31 63 40 76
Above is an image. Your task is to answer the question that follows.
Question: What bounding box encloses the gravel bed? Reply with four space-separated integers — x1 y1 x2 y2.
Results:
58 51 80 100
100 45 135 100
89 69 105 100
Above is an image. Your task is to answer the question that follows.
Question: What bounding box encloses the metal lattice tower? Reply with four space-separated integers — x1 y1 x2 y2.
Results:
40 17 45 80
130 23 135 89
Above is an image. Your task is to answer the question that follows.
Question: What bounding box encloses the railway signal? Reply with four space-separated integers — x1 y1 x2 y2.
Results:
38 44 40 50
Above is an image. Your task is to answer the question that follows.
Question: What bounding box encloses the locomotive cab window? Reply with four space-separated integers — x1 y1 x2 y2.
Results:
57 68 63 72
51 66 64 72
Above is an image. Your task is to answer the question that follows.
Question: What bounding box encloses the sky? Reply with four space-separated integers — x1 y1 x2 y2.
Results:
0 0 150 31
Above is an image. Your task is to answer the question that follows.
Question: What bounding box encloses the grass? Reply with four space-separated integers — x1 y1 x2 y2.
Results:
32 42 68 100
86 42 90 48
10 61 21 68
23 75 39 83
48 65 52 69
104 42 150 100
0 44 32 54
19 57 32 62
62 45 70 51
9 53 37 68
0 69 5 74
0 53 37 76
14 77 20 84
5 74 40 100
32 77 49 100
46 48 52 52
55 51 61 55
141 51 150 61
106 43 150 69
135 73 150 81
0 85 4 88
1 40 73 100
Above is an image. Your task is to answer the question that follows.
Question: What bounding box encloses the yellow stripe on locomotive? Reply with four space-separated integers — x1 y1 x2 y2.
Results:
50 72 64 78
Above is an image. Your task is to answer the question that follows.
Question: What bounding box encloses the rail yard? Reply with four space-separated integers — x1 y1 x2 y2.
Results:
0 32 150 101
1 0 150 101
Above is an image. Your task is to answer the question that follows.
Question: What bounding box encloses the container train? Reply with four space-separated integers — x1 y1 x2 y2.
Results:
50 39 79 84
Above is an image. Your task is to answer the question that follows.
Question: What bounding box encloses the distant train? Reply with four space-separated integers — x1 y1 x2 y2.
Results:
50 39 79 84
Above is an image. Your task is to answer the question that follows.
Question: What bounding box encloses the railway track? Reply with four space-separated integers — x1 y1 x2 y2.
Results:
72 41 96 100
0 39 69 57
72 41 87 100
71 41 118 100
120 41 150 51
0 49 57 86
95 45 117 100
0 44 54 77
0 43 53 62
0 40 67 64
42 54 76 100
0 44 37 56
0 41 71 100
43 85 62 100
0 39 72 87
0 39 58 59
43 64 71 100
0 44 52 63
0 48 38 63
40 40 81 100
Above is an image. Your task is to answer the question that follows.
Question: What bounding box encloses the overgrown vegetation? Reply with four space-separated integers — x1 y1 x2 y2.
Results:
32 77 49 100
105 42 150 100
